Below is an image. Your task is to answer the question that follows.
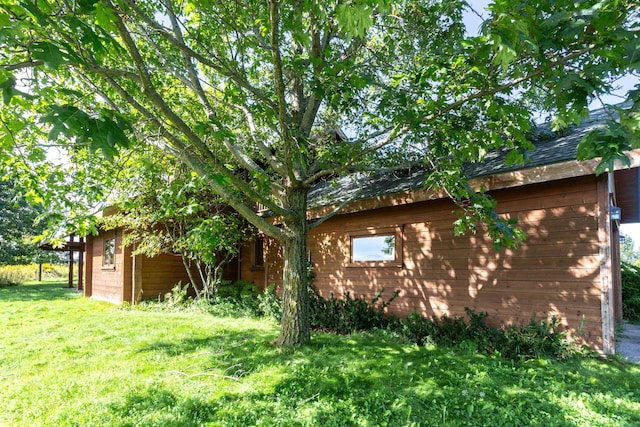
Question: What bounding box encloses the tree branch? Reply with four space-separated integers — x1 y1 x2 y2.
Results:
268 0 299 184
4 60 44 71
120 0 277 112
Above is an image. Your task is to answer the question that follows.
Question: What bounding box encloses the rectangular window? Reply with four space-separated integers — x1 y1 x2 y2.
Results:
352 235 395 261
252 237 264 269
348 226 403 268
103 238 115 268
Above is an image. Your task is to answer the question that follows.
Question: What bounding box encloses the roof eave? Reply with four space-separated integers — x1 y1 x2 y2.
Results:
307 148 640 220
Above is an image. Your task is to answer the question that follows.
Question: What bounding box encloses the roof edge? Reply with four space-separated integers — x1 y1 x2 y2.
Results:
307 148 640 219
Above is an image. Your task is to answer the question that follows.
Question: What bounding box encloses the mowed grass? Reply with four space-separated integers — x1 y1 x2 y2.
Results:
2 282 640 426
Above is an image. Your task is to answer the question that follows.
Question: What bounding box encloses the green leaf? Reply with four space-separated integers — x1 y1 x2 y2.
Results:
93 2 119 34
30 42 74 68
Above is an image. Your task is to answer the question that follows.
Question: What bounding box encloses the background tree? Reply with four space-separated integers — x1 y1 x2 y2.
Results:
0 176 58 265
621 233 640 265
1 0 638 345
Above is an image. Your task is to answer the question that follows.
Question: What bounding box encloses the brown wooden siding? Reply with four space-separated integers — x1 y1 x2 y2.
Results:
615 167 640 223
87 229 127 304
239 238 282 290
137 253 191 301
254 175 605 350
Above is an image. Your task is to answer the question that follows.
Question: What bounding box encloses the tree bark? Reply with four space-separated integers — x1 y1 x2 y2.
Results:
274 187 311 346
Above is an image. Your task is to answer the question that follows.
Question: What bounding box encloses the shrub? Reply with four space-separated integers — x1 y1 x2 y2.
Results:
622 261 640 322
498 316 571 360
212 280 261 316
257 284 282 321
134 280 264 317
398 308 496 349
161 281 192 307
217 280 259 300
309 287 399 334
396 309 572 361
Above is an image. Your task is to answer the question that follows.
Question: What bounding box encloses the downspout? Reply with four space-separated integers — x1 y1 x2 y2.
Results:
608 172 624 323
600 172 617 354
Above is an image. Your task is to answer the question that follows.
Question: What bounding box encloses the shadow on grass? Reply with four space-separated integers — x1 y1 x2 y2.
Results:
109 330 640 426
106 385 217 427
0 281 81 303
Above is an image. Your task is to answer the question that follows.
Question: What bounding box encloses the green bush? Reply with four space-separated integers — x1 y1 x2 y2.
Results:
498 316 571 360
210 280 261 317
309 287 399 334
257 284 282 321
398 308 497 351
256 286 573 360
134 280 264 317
217 280 259 300
397 309 572 360
622 261 640 322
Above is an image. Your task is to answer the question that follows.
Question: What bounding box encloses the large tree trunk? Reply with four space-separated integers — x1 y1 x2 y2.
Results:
274 187 311 346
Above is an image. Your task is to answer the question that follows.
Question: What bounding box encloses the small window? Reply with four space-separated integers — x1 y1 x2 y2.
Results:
252 237 264 269
352 235 395 262
348 227 403 268
103 238 115 268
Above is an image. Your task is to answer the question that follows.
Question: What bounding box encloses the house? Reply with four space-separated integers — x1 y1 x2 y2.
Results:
239 107 639 354
83 207 239 304
82 106 637 354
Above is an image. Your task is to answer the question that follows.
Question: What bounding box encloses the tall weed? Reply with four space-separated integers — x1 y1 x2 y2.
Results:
0 264 67 286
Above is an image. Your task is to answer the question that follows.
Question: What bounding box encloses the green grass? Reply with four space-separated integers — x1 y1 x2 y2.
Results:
2 281 640 426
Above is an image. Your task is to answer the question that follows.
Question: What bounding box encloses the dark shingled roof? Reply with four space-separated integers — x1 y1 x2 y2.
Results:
308 106 610 209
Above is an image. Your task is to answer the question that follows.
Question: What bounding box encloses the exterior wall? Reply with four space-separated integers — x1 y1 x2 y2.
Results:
86 229 131 304
239 238 282 289
135 253 194 302
88 226 241 304
255 175 606 350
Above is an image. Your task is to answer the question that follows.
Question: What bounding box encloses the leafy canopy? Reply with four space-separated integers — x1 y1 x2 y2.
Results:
0 0 638 241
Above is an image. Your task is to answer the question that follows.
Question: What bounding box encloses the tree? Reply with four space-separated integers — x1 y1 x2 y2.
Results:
0 177 56 265
100 152 254 300
621 233 640 265
1 0 638 345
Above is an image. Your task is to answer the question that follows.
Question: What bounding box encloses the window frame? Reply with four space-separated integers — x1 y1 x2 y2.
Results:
102 237 116 270
348 226 403 268
251 237 265 270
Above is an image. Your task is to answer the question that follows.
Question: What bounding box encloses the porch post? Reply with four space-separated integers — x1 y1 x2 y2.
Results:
597 176 615 354
77 237 84 291
68 234 75 289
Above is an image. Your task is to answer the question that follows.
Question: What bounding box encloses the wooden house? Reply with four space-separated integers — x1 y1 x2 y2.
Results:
240 108 640 354
82 106 638 354
83 207 239 304
83 225 192 304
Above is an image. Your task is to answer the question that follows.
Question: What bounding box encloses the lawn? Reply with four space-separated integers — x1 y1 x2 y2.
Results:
1 281 640 426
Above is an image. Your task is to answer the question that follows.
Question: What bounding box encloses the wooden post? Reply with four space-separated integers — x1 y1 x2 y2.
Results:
84 235 93 298
77 237 84 291
68 251 74 288
68 234 75 288
597 176 615 355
